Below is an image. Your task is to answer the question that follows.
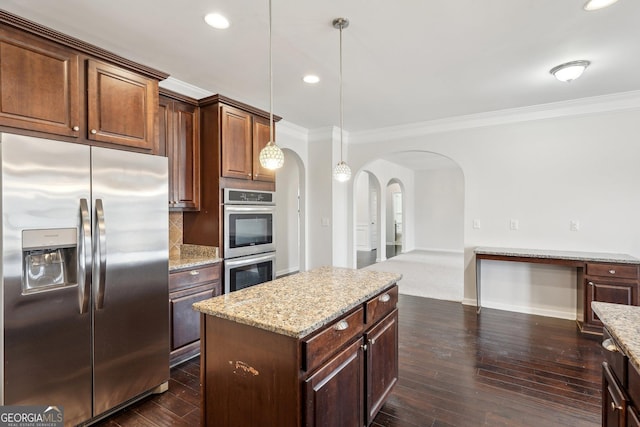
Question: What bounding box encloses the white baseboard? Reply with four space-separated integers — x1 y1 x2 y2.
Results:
276 266 299 277
356 245 373 251
461 298 477 307
413 247 464 254
480 300 576 320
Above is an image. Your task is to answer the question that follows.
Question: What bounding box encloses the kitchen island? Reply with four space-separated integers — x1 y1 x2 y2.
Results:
193 266 401 427
591 302 640 426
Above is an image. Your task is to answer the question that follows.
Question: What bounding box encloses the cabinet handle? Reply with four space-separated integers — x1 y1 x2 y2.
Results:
609 269 616 275
189 270 200 276
91 129 97 135
247 173 252 177
334 320 349 331
588 281 594 286
602 338 619 353
611 401 623 411
72 125 80 131
379 293 391 303
370 338 376 345
360 344 368 351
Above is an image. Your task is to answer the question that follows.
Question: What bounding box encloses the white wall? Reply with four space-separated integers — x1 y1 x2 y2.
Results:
385 183 401 245
275 149 300 276
346 101 640 319
355 172 371 250
414 167 464 252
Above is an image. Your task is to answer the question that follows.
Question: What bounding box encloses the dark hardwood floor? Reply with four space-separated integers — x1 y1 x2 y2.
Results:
94 295 603 427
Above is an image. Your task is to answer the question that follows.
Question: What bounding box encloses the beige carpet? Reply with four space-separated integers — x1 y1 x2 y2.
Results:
364 250 464 301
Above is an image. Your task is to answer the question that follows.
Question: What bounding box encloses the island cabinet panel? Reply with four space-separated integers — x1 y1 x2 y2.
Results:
603 362 628 427
0 26 80 137
199 282 399 427
304 338 364 427
365 309 398 424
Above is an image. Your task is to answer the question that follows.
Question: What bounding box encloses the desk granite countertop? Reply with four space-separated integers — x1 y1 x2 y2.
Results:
193 266 402 339
169 244 221 272
592 302 640 372
475 247 640 264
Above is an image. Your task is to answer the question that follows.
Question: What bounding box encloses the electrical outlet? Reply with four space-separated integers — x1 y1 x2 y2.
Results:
473 219 481 229
570 220 580 231
509 219 519 231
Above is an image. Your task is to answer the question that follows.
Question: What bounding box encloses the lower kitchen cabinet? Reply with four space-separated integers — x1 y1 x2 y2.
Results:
200 283 399 427
169 263 221 366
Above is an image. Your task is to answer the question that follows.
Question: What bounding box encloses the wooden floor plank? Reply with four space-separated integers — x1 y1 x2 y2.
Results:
93 294 603 426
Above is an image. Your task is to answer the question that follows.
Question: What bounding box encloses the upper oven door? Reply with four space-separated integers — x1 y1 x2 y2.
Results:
224 205 276 258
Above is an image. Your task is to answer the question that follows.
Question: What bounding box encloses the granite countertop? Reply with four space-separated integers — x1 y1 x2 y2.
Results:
475 246 640 264
169 244 222 271
193 266 402 339
592 302 640 372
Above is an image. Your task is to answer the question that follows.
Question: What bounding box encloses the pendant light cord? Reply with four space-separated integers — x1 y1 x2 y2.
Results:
269 0 274 145
339 21 344 162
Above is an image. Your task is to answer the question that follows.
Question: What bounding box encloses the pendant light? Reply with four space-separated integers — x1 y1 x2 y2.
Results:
259 0 284 170
333 17 352 182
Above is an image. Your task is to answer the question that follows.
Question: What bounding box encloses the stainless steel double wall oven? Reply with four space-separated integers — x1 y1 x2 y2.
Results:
223 188 276 293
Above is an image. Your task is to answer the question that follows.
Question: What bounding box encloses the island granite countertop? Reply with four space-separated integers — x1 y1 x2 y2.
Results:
193 266 402 339
592 302 640 372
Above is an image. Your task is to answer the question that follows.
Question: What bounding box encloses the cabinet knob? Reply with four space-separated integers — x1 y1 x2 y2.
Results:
247 173 252 177
333 320 349 331
602 338 619 353
588 281 594 286
91 129 97 135
379 293 391 303
72 126 80 131
609 269 616 275
611 401 623 411
189 270 200 276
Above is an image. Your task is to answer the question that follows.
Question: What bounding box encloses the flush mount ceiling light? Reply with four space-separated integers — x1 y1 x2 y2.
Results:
583 0 620 11
303 74 320 84
204 13 230 29
258 0 285 171
549 60 591 82
332 17 351 183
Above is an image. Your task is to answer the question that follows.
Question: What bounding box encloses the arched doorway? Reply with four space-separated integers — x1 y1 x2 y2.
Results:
355 170 381 268
385 179 404 259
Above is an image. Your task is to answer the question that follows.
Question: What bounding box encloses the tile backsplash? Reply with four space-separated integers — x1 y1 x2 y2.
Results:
169 212 183 258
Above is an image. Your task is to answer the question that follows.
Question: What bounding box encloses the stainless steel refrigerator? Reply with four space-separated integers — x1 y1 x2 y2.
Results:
0 133 169 426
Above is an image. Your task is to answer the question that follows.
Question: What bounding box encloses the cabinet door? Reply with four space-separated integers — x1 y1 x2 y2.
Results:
604 363 628 427
170 285 218 350
252 115 275 182
630 408 640 427
0 27 80 137
172 102 200 210
305 338 364 427
220 105 252 179
87 59 157 151
365 309 398 424
587 280 637 327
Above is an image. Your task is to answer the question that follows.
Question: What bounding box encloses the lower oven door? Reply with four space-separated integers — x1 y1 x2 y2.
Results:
224 252 276 294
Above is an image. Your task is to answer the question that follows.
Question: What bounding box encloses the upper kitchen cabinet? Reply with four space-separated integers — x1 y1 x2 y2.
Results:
159 89 200 211
201 95 280 188
0 25 80 138
87 60 158 151
0 10 168 154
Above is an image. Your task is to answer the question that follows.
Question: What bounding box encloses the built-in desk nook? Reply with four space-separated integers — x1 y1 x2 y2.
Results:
193 266 401 427
475 247 640 334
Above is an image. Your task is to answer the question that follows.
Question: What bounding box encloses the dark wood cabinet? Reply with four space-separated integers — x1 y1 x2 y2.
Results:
159 90 200 210
580 263 639 334
0 10 167 153
183 95 279 248
304 338 364 427
0 25 80 137
169 263 221 367
604 362 628 427
87 59 158 151
200 283 398 426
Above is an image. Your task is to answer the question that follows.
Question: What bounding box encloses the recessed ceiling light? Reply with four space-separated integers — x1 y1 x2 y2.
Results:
549 60 591 82
204 13 230 29
583 0 619 11
303 75 320 84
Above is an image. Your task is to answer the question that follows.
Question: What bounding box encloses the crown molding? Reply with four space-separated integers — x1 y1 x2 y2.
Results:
158 77 214 100
277 120 309 141
350 90 640 144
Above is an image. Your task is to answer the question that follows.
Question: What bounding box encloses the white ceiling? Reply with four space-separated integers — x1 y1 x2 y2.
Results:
3 0 639 134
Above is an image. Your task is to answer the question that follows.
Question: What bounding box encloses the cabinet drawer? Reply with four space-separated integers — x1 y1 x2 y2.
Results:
169 264 221 292
303 307 364 372
603 328 628 388
366 285 398 326
629 361 640 409
587 263 638 280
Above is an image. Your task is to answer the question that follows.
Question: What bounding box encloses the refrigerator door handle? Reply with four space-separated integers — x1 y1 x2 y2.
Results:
78 198 92 314
93 198 107 310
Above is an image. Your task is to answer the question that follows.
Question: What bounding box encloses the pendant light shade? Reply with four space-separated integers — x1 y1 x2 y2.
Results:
333 17 351 182
259 0 284 170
